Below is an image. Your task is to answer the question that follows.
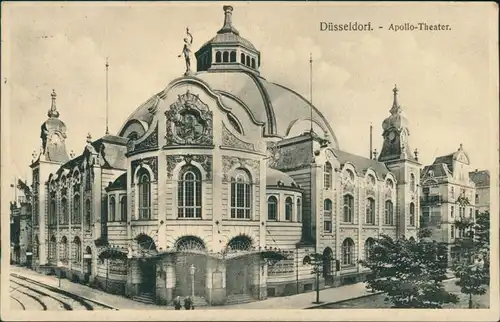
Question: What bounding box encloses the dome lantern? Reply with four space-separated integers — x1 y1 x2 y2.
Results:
194 5 261 74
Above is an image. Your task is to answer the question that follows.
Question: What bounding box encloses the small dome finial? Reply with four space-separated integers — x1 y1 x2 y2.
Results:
218 5 239 35
47 89 60 118
86 132 92 144
459 143 463 150
390 84 401 115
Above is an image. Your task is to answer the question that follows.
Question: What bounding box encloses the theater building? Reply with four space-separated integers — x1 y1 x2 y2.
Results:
28 5 420 306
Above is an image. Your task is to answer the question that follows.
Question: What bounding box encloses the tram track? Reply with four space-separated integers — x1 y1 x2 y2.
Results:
9 274 116 311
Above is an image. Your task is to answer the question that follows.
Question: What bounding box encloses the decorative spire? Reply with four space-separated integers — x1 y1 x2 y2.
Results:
47 89 60 118
372 148 378 160
309 52 313 133
105 57 110 135
389 84 402 115
86 132 92 144
414 148 419 161
217 5 239 35
459 143 463 150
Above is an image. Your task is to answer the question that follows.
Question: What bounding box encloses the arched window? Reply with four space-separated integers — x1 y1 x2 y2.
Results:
61 198 68 224
120 195 127 221
409 202 415 226
230 51 236 62
138 169 151 220
365 238 375 259
178 166 202 218
240 53 245 64
215 51 222 63
251 58 256 69
343 195 354 223
324 162 332 189
49 235 57 261
73 194 81 224
73 237 82 263
385 200 394 225
246 56 250 67
223 51 229 62
109 196 116 222
410 173 416 192
49 199 56 226
285 197 293 221
366 198 375 224
342 238 355 266
85 170 91 191
61 236 68 263
230 169 252 219
84 199 91 230
323 247 334 278
296 198 302 222
324 199 332 232
267 196 278 220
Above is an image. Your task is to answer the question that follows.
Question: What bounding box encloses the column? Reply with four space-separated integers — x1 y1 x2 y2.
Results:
205 259 213 305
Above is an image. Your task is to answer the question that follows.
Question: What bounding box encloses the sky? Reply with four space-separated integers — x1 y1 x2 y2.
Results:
2 2 498 187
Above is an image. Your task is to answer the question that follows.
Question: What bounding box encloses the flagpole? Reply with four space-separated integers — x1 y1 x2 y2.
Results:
105 57 110 135
309 53 313 133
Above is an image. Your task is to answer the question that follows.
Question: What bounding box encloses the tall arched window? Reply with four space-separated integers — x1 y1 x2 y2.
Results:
230 51 236 62
138 169 151 220
49 235 57 261
410 173 416 192
61 198 68 224
49 199 56 226
246 56 250 66
73 194 81 224
365 238 375 259
385 200 394 225
296 198 302 222
222 51 229 62
85 199 91 230
215 51 222 63
409 202 415 226
285 197 293 221
109 196 116 222
267 196 278 221
324 162 332 189
61 236 68 263
178 166 202 218
251 58 256 69
366 198 375 224
343 195 354 223
240 53 245 64
120 195 127 221
324 199 332 232
230 169 252 219
73 237 82 263
342 238 355 266
85 170 91 191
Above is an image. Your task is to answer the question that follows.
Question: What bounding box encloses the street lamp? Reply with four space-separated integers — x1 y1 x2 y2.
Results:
189 264 196 298
57 261 63 288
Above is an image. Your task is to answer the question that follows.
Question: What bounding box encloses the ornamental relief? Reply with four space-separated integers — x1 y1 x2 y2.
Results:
166 154 213 179
131 156 158 183
221 123 255 151
384 188 392 200
165 90 213 146
222 156 260 184
365 186 375 197
129 125 159 154
343 180 355 194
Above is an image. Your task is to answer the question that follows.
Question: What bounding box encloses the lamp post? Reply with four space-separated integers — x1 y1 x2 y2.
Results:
189 264 196 298
57 261 63 288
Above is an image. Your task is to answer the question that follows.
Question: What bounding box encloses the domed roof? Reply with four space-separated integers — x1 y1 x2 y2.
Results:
266 168 297 187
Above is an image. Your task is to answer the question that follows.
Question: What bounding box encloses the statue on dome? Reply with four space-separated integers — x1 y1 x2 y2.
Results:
178 27 194 76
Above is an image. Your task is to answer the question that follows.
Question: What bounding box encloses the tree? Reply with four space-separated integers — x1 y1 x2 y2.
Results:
307 253 324 304
454 260 489 308
360 234 458 308
474 211 490 254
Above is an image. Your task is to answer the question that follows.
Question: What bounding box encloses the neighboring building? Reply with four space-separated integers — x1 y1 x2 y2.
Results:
469 169 490 214
420 145 484 254
9 182 33 267
27 5 420 306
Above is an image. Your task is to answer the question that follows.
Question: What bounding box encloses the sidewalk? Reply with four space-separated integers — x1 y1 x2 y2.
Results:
10 266 167 310
10 266 379 310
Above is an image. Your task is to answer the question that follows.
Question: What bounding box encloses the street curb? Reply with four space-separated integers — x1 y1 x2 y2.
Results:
304 291 384 309
10 272 119 311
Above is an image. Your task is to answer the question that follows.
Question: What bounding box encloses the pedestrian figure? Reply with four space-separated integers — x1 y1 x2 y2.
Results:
173 296 181 310
184 296 195 310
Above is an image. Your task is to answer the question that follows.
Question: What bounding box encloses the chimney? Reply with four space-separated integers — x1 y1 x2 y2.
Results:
218 5 239 35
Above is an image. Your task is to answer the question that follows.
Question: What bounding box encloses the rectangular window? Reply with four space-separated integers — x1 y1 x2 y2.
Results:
324 220 332 233
451 225 455 238
475 194 479 204
450 206 454 218
469 208 472 218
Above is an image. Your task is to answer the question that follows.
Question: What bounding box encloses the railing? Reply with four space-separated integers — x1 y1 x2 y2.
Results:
420 195 442 205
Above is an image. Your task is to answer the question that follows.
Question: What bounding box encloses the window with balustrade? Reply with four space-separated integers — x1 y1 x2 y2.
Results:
138 169 152 220
178 165 202 219
230 169 252 219
366 198 375 224
342 238 355 266
343 194 354 223
385 200 394 225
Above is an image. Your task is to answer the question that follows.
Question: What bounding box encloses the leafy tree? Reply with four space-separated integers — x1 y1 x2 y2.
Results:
307 253 324 304
474 211 490 253
360 234 458 308
454 260 489 308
